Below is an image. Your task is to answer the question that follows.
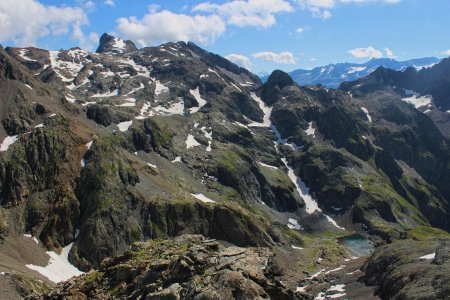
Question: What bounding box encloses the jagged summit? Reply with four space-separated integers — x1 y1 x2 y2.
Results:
95 33 138 54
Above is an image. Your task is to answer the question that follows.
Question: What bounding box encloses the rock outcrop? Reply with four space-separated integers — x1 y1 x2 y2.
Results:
29 235 305 300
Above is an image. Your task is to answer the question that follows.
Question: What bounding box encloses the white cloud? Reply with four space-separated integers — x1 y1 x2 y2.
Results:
384 47 397 58
348 46 383 59
225 54 252 69
297 0 401 19
116 9 225 47
193 0 293 28
0 0 89 47
442 50 450 56
104 0 115 7
253 51 297 64
348 46 398 59
72 26 99 51
295 27 305 34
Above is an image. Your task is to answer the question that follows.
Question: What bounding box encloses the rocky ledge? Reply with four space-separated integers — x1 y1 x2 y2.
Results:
28 235 306 300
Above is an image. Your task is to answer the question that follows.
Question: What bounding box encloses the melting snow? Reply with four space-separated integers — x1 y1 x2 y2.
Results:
191 193 216 203
419 253 435 260
35 124 44 128
18 49 36 61
26 243 84 283
65 95 77 103
258 162 278 170
292 245 304 250
113 38 126 51
324 265 345 274
25 84 33 90
92 89 119 98
147 163 157 169
126 83 145 95
189 87 208 113
186 134 201 149
248 93 272 127
282 158 320 214
282 157 345 230
360 107 372 123
154 80 169 96
287 218 303 230
117 121 132 132
307 269 326 280
305 122 316 137
23 234 39 244
402 94 433 109
171 156 182 163
154 100 185 116
0 135 19 152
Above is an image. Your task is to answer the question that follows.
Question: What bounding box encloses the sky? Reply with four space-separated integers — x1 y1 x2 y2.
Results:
1 0 450 74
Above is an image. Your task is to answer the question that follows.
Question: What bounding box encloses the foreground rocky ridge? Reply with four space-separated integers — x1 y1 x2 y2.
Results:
28 235 302 300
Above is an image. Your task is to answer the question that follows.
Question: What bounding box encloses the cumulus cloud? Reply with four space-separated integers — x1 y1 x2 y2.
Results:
193 0 293 28
384 47 397 58
442 50 450 56
348 46 397 59
104 0 115 7
0 0 89 47
253 51 297 64
225 54 252 70
348 46 383 58
116 9 225 47
297 0 401 19
72 26 99 51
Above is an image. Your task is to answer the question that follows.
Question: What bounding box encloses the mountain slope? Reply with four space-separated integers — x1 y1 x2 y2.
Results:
1 35 450 299
262 57 440 88
341 57 450 137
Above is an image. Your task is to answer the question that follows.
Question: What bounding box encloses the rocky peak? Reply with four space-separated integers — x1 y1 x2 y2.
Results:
260 70 295 105
95 33 138 55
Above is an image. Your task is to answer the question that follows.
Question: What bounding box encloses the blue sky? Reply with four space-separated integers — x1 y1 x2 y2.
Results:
1 0 450 74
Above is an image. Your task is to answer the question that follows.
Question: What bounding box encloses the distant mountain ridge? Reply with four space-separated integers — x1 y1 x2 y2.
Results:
261 57 440 88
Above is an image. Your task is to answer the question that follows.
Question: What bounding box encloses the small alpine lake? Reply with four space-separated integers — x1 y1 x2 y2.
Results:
340 234 374 257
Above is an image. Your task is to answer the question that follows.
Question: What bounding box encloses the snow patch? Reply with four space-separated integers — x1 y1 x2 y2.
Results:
92 89 119 98
248 93 272 127
26 243 84 283
171 156 182 163
189 87 207 113
186 134 201 149
191 193 216 203
147 163 157 169
258 162 278 170
154 100 184 116
291 245 303 250
360 107 372 123
23 234 39 244
154 80 169 96
0 135 19 152
117 121 132 132
419 253 435 260
287 218 303 230
402 94 433 109
305 122 316 137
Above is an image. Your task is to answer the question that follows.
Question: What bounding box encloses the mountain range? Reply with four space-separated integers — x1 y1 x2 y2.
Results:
0 33 449 299
262 57 441 88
